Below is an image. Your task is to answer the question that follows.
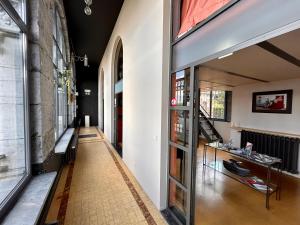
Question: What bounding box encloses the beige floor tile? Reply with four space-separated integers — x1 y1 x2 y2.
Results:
47 127 167 225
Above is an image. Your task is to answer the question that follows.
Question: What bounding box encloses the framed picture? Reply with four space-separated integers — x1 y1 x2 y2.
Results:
252 90 293 114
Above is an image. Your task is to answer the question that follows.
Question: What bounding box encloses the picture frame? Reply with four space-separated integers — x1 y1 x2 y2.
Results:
252 90 293 114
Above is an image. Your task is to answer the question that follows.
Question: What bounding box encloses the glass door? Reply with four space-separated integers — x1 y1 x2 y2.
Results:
168 67 197 225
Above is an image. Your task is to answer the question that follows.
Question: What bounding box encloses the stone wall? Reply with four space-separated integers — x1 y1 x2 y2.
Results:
28 0 70 165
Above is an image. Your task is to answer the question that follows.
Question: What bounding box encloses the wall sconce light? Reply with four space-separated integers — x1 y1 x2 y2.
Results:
84 0 92 16
84 54 88 67
84 89 91 96
72 53 89 67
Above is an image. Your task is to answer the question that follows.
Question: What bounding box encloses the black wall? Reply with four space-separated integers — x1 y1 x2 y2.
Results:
76 63 98 126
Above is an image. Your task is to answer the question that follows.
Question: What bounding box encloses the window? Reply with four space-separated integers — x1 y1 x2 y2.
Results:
169 68 191 224
172 0 238 40
200 90 230 121
53 7 68 140
211 90 225 120
0 0 30 218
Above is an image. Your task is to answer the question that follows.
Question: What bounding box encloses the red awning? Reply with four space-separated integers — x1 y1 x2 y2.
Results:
178 0 231 37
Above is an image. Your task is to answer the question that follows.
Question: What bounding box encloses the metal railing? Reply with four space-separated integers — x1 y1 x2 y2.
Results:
199 105 215 127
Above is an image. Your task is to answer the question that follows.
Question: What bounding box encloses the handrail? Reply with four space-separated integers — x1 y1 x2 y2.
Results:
199 105 216 126
199 105 210 118
199 105 222 142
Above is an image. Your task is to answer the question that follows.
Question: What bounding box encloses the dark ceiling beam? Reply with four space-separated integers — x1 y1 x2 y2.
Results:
257 41 300 68
201 66 269 83
199 79 235 87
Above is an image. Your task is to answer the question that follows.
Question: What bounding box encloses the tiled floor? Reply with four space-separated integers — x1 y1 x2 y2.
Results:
47 127 167 225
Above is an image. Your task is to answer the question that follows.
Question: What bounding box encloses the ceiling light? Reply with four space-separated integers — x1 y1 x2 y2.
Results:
84 0 92 6
84 6 92 15
84 0 92 15
218 52 233 59
84 54 88 67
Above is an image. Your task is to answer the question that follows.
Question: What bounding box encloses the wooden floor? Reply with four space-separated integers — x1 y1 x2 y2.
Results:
195 145 300 225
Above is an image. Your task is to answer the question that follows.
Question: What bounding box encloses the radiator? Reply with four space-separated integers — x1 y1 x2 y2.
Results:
241 130 300 174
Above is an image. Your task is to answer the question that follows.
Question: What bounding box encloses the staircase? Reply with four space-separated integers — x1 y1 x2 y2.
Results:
199 106 223 143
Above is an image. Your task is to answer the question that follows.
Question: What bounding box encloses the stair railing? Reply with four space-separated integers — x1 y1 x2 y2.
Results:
199 105 221 142
199 105 216 126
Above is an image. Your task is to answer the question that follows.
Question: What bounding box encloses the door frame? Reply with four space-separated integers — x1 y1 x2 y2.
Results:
112 38 123 156
167 66 198 225
169 1 300 224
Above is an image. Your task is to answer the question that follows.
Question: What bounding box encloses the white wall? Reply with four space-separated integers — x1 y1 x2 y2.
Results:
99 0 170 209
231 79 300 138
214 121 231 143
230 79 300 173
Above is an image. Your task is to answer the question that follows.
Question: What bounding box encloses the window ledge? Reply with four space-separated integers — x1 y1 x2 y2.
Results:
1 172 57 225
54 128 75 154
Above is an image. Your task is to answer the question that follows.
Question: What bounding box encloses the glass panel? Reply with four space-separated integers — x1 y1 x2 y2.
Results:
170 110 189 147
62 33 66 62
53 69 58 140
63 85 67 129
9 0 24 21
212 90 225 119
53 6 68 140
57 74 65 137
171 69 190 107
200 89 211 116
0 6 19 32
0 8 26 204
56 11 63 52
57 49 63 73
52 40 57 66
169 146 188 186
52 9 56 39
169 179 187 224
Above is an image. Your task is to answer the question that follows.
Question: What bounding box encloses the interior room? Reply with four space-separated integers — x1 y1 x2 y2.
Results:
193 28 300 225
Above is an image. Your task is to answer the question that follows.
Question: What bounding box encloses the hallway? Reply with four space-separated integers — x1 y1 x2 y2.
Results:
47 127 167 225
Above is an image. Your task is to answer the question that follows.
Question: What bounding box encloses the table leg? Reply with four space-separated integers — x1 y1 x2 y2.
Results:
214 146 217 166
278 165 282 200
266 165 271 209
203 145 207 166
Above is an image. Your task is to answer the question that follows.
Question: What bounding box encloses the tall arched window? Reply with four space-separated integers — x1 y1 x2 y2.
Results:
113 40 123 157
53 6 68 140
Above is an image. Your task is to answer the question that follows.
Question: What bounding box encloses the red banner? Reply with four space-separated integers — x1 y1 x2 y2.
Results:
178 0 231 36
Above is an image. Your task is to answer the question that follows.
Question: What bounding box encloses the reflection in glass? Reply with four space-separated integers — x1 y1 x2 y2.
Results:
170 110 189 147
212 90 225 119
169 180 187 224
57 77 67 137
0 6 26 204
200 90 226 120
169 146 188 186
53 7 69 140
171 69 190 106
200 90 211 116
9 0 24 20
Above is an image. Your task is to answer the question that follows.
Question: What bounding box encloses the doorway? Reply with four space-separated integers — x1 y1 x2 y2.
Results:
192 28 300 225
114 40 123 157
100 69 105 132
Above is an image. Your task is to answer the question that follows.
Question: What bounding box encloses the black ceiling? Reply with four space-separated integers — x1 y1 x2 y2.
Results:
63 0 124 65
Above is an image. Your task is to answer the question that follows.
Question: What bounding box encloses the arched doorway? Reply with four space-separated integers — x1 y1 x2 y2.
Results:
113 40 123 157
100 69 104 132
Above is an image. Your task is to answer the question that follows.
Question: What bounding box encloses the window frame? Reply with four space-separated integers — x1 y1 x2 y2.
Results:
52 5 68 142
171 0 240 43
0 0 31 220
200 90 230 122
